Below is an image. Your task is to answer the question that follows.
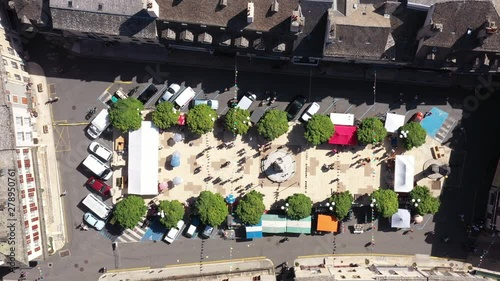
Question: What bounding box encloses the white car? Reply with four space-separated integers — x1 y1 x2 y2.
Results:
300 102 320 122
164 220 185 244
158 83 181 104
88 141 112 162
84 212 106 230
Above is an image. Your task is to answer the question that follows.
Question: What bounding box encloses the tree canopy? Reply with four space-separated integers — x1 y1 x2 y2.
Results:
304 115 335 146
257 109 289 140
371 189 398 218
158 200 185 229
330 191 353 220
356 117 387 144
399 122 427 150
224 107 251 135
113 195 147 229
152 101 180 130
235 190 265 225
410 185 440 215
187 104 217 135
286 193 313 220
195 191 228 226
109 98 144 132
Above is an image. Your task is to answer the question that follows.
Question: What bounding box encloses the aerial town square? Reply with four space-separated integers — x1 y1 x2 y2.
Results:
0 0 500 280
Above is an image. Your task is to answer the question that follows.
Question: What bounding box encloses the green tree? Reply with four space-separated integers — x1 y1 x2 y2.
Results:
410 185 440 215
257 109 289 140
109 97 144 132
235 190 265 225
187 104 217 135
330 191 353 220
304 115 335 146
286 193 312 220
356 117 387 144
224 107 251 135
195 191 228 226
158 200 185 229
399 122 427 150
152 101 180 129
113 195 147 229
372 189 398 218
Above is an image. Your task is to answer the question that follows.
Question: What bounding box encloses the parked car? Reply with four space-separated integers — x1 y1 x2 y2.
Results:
157 83 181 104
410 111 424 123
190 99 219 110
86 176 112 197
185 217 201 238
300 102 320 122
84 212 106 230
285 95 307 121
236 92 256 110
164 220 185 244
88 141 112 162
201 225 214 239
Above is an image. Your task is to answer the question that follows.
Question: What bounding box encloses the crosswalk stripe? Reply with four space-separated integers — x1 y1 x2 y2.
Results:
118 232 136 242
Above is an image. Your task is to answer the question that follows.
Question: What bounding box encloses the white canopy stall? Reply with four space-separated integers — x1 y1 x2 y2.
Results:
329 113 354 126
391 209 411 229
385 113 405 133
128 121 159 195
394 155 415 193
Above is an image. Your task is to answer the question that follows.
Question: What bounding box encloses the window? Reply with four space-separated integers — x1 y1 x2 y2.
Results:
11 61 18 69
21 97 28 104
20 64 26 71
2 59 6 65
24 117 31 126
7 47 15 55
23 76 30 83
15 117 23 126
5 71 10 78
14 74 21 81
25 132 32 142
17 132 24 142
11 95 18 103
252 276 261 281
0 44 3 52
98 3 103 10
68 0 73 8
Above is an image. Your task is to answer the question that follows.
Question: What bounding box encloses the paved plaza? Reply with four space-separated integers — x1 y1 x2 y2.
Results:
111 121 451 208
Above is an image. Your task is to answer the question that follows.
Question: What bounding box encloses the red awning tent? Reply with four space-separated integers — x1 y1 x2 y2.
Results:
177 114 186 126
328 125 358 146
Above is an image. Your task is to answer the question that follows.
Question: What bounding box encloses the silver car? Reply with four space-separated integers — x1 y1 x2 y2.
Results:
190 99 219 110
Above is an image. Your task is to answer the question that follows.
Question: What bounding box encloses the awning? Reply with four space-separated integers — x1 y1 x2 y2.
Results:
246 220 263 239
328 125 358 146
261 214 287 233
385 113 405 133
128 121 159 195
391 209 411 229
394 155 415 193
316 214 338 232
330 113 354 126
286 216 311 234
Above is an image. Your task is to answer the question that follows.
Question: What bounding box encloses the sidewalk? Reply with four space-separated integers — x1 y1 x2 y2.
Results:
28 62 67 255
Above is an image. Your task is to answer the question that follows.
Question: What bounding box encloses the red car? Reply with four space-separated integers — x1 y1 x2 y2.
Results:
411 112 424 123
86 177 111 197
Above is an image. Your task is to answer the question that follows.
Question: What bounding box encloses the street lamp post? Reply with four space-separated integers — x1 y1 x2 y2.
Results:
370 198 377 248
281 203 289 213
411 198 421 208
326 202 334 212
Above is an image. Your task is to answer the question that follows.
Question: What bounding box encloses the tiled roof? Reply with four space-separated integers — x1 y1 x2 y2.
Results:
419 0 500 52
50 9 157 39
157 0 300 32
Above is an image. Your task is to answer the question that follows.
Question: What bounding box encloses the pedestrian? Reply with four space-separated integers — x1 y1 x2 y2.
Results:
285 237 289 242
60 190 67 197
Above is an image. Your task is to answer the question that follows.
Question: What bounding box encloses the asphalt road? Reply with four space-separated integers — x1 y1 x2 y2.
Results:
10 36 499 281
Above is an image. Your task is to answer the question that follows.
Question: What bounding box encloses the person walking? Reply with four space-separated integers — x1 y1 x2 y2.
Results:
60 190 67 197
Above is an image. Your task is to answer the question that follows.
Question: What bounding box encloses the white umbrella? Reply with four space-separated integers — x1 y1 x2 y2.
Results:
173 133 184 143
414 214 424 224
172 176 184 186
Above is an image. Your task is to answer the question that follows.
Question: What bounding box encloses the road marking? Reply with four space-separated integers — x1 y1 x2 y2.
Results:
165 256 267 268
114 81 133 84
359 104 375 119
417 215 433 230
54 122 88 126
107 266 150 273
321 98 339 114
297 253 414 259
194 89 204 99
343 104 354 113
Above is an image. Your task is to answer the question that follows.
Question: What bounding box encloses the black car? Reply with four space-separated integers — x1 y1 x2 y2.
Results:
285 95 307 121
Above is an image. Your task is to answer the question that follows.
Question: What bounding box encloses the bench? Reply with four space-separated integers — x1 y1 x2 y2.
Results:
431 146 445 159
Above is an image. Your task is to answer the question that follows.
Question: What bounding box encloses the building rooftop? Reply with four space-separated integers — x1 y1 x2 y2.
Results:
292 0 331 57
419 0 500 52
12 0 44 24
49 0 143 16
50 8 157 39
157 0 300 32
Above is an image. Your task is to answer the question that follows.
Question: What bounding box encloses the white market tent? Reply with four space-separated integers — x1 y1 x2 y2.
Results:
385 113 405 133
391 209 411 229
330 113 354 126
394 155 415 193
128 121 159 195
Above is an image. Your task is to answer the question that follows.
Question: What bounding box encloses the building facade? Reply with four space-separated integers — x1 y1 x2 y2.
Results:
485 159 500 231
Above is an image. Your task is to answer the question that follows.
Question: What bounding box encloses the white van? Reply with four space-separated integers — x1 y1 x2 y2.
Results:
173 87 196 109
87 109 111 139
82 193 111 219
82 154 113 180
236 92 256 110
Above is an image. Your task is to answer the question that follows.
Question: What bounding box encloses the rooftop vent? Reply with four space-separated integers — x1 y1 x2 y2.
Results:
247 2 255 24
431 23 443 32
68 0 72 8
290 5 305 33
271 0 279 12
219 0 227 7
486 21 498 34
97 3 103 11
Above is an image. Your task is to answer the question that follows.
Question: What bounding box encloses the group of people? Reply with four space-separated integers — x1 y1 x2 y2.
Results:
77 222 89 231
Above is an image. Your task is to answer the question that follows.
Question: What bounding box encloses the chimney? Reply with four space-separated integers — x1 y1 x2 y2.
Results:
219 0 227 8
485 20 498 35
143 0 159 18
430 23 443 32
290 4 305 33
247 2 255 24
271 0 279 12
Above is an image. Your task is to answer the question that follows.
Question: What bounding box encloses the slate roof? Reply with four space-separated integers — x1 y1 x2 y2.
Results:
49 0 143 15
157 0 300 32
292 0 331 57
12 0 43 23
419 0 500 52
51 9 157 38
